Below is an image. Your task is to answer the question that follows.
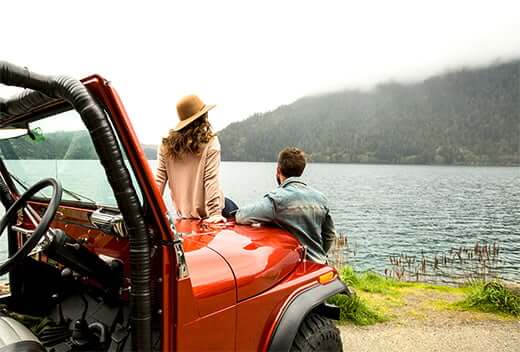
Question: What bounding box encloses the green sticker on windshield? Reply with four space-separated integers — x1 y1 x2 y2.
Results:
29 127 45 142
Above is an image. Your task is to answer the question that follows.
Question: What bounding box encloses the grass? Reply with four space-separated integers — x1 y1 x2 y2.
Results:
456 280 520 317
328 266 401 325
328 291 387 325
339 266 413 295
338 266 462 296
329 266 520 326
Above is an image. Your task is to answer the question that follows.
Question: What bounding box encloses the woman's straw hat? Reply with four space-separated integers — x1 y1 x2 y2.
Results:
174 95 215 131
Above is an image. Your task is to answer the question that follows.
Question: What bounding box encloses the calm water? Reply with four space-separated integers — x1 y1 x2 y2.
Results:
1 161 519 282
219 162 520 282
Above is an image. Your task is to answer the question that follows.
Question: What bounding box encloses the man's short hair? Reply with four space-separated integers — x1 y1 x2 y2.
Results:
278 147 306 177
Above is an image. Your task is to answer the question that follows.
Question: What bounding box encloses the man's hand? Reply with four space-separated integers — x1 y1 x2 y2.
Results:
204 214 227 224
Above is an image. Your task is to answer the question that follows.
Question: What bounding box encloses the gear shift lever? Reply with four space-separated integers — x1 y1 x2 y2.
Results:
51 293 65 326
61 268 92 348
71 293 90 342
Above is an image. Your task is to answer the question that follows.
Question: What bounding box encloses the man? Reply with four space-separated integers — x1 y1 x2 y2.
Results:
236 147 337 264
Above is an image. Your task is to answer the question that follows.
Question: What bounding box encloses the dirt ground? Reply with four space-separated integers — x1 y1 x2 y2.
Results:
340 322 520 352
339 286 520 352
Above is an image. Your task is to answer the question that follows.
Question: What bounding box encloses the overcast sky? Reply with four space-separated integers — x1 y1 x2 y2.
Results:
2 0 520 143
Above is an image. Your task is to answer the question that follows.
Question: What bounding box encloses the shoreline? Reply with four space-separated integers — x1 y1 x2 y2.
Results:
331 267 520 326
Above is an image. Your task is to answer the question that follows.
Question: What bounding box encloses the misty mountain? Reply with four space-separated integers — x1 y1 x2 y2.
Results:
219 60 520 165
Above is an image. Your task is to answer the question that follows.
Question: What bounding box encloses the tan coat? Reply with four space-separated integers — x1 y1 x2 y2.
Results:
155 136 224 218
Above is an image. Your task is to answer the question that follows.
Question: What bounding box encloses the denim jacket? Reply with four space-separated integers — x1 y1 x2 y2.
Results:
236 177 337 264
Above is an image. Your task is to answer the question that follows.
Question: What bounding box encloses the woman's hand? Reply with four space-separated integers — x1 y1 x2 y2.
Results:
204 214 227 224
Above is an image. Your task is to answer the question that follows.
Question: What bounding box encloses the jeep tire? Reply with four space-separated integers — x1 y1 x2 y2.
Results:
290 313 343 352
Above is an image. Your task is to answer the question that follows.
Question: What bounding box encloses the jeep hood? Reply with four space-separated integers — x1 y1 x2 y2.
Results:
178 220 303 302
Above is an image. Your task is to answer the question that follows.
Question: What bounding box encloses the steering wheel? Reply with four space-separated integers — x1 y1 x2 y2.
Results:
0 178 62 276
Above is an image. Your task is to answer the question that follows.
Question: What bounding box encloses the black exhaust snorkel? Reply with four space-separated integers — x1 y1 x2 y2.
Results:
0 62 153 351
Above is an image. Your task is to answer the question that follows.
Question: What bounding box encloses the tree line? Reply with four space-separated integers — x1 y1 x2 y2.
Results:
0 131 158 160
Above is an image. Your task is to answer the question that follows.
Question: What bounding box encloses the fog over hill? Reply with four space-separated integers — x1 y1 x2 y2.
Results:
219 60 520 166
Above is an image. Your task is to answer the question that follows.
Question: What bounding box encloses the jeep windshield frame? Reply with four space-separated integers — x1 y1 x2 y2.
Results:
0 105 143 209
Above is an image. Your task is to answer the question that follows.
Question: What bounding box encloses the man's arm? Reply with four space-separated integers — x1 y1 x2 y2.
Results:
322 210 337 253
236 196 276 225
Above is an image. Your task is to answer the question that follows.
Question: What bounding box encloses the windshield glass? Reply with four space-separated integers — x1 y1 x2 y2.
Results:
0 109 133 207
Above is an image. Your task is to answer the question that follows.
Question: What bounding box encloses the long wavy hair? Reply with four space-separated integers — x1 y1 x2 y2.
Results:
162 114 215 158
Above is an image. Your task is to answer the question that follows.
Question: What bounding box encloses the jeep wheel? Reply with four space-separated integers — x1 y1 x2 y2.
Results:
290 313 343 352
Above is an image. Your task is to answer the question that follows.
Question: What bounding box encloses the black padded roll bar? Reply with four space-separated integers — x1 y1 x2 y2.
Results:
0 61 152 351
0 175 14 209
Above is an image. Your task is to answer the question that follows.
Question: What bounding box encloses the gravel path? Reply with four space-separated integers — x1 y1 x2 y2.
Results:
338 285 520 352
340 321 520 352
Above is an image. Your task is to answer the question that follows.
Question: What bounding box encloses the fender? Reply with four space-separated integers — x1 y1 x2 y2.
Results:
267 278 349 352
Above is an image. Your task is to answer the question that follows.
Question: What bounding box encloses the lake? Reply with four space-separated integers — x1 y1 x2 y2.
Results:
218 162 520 283
1 161 519 283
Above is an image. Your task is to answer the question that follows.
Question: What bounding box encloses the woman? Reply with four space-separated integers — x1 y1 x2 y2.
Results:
155 95 234 223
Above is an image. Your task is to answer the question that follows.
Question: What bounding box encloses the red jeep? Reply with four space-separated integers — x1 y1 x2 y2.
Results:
0 62 348 351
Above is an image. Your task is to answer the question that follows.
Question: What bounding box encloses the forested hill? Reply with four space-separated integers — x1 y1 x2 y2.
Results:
0 131 158 160
219 60 520 165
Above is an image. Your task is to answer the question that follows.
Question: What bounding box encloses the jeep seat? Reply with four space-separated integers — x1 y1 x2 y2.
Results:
0 316 45 352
